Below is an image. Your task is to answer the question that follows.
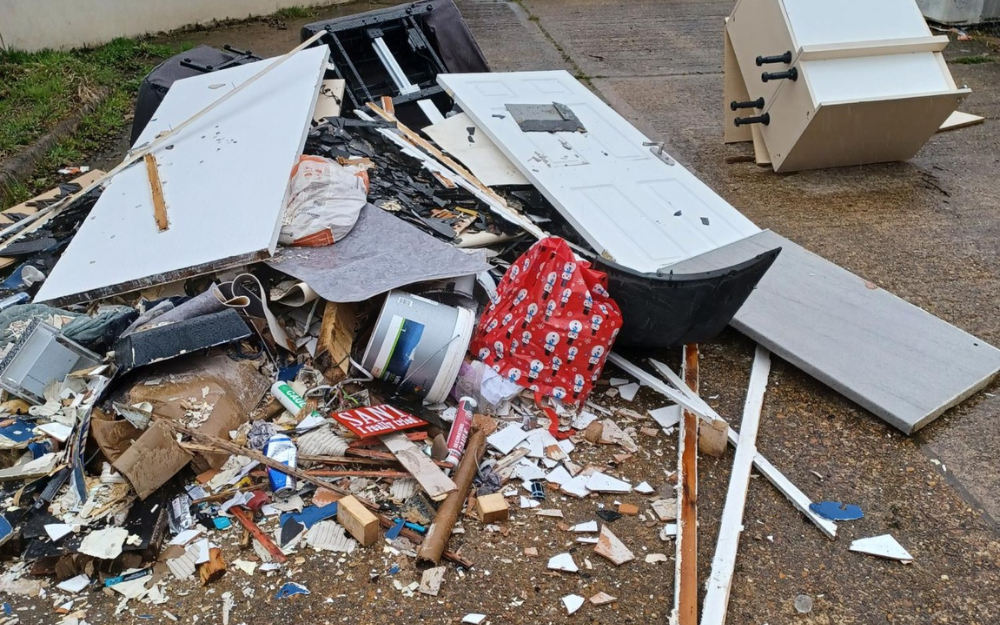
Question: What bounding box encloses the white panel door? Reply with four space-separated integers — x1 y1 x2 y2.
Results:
439 71 760 273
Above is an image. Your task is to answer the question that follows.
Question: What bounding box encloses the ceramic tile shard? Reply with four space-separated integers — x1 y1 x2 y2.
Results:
419 566 447 596
548 552 579 573
594 525 634 565
590 591 617 605
305 521 357 554
562 594 585 615
585 471 631 493
79 526 128 560
850 535 913 563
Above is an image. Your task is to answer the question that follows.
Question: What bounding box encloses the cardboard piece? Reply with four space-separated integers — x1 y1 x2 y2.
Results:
123 352 270 472
114 420 193 500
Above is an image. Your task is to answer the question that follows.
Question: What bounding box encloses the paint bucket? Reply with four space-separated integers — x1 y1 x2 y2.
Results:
361 290 475 404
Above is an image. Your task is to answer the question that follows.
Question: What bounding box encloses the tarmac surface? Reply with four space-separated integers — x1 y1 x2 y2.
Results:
43 1 1000 624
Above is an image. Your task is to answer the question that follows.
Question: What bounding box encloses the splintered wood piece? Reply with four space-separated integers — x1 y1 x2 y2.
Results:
198 548 226 585
674 343 699 625
475 493 509 524
144 153 169 232
230 507 287 564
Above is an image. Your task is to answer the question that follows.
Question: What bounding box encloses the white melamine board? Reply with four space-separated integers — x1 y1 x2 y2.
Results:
438 71 760 273
805 53 952 104
422 113 530 186
35 47 328 305
782 0 930 48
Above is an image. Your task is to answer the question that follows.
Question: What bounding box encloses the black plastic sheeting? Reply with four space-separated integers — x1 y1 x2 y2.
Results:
131 45 262 145
594 247 781 349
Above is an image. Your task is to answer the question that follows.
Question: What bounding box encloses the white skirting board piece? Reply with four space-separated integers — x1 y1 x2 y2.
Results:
438 71 761 273
849 534 913 562
633 354 838 538
34 47 329 305
669 230 1000 434
938 111 985 132
700 346 771 625
421 113 530 187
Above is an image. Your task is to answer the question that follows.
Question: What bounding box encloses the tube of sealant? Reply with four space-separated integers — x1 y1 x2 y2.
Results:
271 381 323 421
444 397 477 468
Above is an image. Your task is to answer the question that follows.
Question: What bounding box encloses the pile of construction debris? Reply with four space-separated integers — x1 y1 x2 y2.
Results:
0 1 995 624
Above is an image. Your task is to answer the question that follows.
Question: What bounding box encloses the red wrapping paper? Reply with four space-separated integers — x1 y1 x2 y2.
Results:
472 237 623 405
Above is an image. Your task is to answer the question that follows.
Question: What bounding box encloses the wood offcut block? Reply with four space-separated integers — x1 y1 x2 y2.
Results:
476 493 510 524
699 418 729 457
617 503 639 516
337 495 378 546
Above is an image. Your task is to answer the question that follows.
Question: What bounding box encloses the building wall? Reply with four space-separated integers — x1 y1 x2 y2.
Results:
0 0 342 51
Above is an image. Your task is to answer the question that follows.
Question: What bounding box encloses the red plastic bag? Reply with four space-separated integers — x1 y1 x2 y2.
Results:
472 237 623 405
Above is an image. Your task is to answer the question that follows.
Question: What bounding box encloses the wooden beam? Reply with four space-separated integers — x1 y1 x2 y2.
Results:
701 346 771 625
644 357 837 539
144 154 169 231
230 507 287 563
673 343 700 625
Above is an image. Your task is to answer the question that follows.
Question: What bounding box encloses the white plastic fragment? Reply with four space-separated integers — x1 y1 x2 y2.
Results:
56 574 90 594
79 527 128 560
462 614 487 624
649 405 681 429
645 553 669 564
44 524 74 542
487 423 530 454
618 383 640 402
585 471 631 493
660 524 678 541
520 496 540 509
635 481 654 494
569 521 598 533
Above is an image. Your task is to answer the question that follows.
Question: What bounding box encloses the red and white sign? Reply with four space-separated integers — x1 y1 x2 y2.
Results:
332 404 427 438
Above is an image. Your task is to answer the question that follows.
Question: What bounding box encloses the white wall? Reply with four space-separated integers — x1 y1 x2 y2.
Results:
0 0 347 52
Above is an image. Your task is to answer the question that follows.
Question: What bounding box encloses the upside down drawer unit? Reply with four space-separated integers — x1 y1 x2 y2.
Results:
726 0 970 172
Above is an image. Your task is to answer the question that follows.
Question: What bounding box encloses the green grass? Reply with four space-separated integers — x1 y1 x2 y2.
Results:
272 6 314 20
953 54 994 64
0 38 187 209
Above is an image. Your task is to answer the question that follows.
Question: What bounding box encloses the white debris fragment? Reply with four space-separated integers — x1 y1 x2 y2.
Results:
462 614 487 624
520 496 540 509
79 527 128 560
306 521 357 554
571 411 599 430
419 566 447 596
635 481 654 494
535 509 564 518
56 575 90 594
618 383 640 402
232 559 257 576
649 405 681 429
562 594 585 615
44 524 74 542
660 524 678 541
569 521 598 533
585 471 631 493
548 552 579 573
651 499 677 521
645 553 668 564
850 534 913 563
487 423 530 454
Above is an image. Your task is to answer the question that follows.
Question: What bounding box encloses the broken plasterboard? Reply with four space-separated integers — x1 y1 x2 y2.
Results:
35 47 329 305
422 113 530 186
438 70 761 273
670 230 1000 433
850 534 913 562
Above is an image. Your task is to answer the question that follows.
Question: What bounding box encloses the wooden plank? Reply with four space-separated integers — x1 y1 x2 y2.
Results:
644 356 837 538
672 344 700 625
230 507 287 564
316 300 357 376
700 346 771 625
380 432 457 501
144 154 169 232
337 495 378 546
33 47 329 306
669 230 1000 434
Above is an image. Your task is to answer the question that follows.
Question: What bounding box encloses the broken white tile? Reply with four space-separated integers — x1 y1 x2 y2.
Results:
649 405 681 429
609 378 630 387
595 525 634 565
165 544 200 580
419 566 447 596
559 475 591 499
651 498 677 521
599 419 638 452
520 496 540 509
37 422 73 442
545 465 573 487
44 523 74 542
548 552 579 573
585 471 631 493
535 509 564 518
518 428 559 459
645 553 668 564
569 521 598 533
576 536 599 544
194 539 211 564
571 411 598 430
511 458 546 482
562 594 585 615
487 424 530 455
540 457 559 469
462 615 487 625
79 527 128 560
56 574 90 594
618 383 640 402
232 559 257 575
660 524 678 541
850 535 913 563
557 439 575 454
635 481 654 495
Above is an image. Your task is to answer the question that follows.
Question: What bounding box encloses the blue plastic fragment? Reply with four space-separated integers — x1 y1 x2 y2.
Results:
2 602 11 616
809 501 863 521
0 515 13 548
403 521 426 534
27 440 52 458
386 518 405 540
213 517 232 530
279 503 338 530
388 564 400 575
278 364 304 382
0 420 35 444
530 481 545 500
276 582 310 599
